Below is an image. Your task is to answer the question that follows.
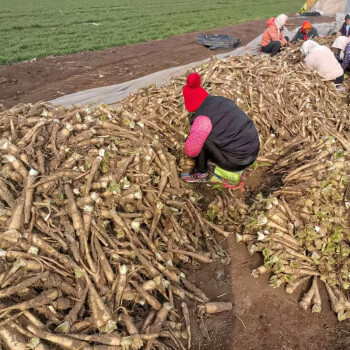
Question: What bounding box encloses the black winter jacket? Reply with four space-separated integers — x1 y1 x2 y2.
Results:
191 95 260 164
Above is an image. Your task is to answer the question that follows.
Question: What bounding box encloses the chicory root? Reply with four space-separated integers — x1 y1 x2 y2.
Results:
27 325 89 350
23 310 45 329
94 237 114 284
24 169 39 224
0 289 58 317
252 265 269 278
33 169 80 188
84 153 104 196
145 303 172 350
8 197 25 231
325 283 343 314
181 302 191 350
114 265 128 309
311 277 321 313
149 201 163 240
140 310 156 333
203 302 232 314
56 287 88 333
4 154 28 178
130 280 162 310
171 249 212 263
84 272 115 332
67 333 122 346
180 277 210 303
0 325 27 350
299 277 317 311
285 276 309 294
0 178 15 209
120 312 139 336
158 171 169 197
0 271 49 299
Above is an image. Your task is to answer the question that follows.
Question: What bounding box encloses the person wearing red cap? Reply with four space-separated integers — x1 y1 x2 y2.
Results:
291 21 318 43
180 73 260 186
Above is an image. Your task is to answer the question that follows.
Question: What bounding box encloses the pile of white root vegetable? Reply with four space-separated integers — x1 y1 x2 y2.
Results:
0 35 349 349
0 100 234 350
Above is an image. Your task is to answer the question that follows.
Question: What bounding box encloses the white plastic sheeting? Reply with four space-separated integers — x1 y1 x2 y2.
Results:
311 0 350 15
50 22 335 108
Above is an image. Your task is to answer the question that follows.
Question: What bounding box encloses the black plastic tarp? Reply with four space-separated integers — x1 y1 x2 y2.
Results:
196 34 241 50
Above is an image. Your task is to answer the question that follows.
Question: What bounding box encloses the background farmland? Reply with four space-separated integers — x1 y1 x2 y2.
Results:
0 0 303 64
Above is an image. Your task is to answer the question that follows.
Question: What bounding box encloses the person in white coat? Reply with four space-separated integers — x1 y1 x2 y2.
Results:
332 36 350 70
301 40 344 85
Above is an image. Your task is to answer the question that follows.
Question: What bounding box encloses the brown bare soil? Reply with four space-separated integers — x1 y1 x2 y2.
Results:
0 15 333 109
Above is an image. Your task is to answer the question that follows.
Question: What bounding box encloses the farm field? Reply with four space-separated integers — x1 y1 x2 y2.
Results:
0 0 304 64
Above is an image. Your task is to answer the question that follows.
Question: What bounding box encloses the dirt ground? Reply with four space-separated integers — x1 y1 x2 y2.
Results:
0 15 334 109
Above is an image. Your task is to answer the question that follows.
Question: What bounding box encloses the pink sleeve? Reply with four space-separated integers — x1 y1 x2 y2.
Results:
184 115 212 158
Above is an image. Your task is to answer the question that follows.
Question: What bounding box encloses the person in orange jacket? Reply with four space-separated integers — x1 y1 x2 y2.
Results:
261 14 289 57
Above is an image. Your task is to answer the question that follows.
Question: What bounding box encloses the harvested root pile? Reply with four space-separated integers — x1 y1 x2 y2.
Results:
179 40 350 319
0 103 230 350
120 35 348 157
121 35 350 321
236 139 350 320
0 35 350 350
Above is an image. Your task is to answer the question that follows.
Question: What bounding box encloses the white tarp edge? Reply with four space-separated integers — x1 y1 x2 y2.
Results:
311 0 350 15
50 22 335 108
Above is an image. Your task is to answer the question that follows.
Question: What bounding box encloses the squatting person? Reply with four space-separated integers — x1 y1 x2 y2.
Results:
180 73 260 188
291 21 319 43
261 14 289 57
332 36 350 71
337 14 350 37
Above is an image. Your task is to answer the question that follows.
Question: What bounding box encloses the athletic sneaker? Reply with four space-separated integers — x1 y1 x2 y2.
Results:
336 85 346 93
180 172 208 183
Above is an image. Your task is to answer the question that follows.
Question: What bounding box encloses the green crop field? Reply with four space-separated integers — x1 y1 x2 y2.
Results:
0 0 303 65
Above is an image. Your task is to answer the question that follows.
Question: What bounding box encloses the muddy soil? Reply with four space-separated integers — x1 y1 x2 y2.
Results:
0 15 334 109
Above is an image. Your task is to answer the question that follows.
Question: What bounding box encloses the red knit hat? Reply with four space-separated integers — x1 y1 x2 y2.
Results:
302 21 312 32
183 73 208 112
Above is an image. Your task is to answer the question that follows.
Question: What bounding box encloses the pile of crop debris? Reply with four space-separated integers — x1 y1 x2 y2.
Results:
0 36 349 350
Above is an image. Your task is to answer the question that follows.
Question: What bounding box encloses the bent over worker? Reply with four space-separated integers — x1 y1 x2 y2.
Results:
301 40 344 85
180 73 260 188
337 14 350 37
291 21 319 43
261 14 289 57
332 36 350 71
